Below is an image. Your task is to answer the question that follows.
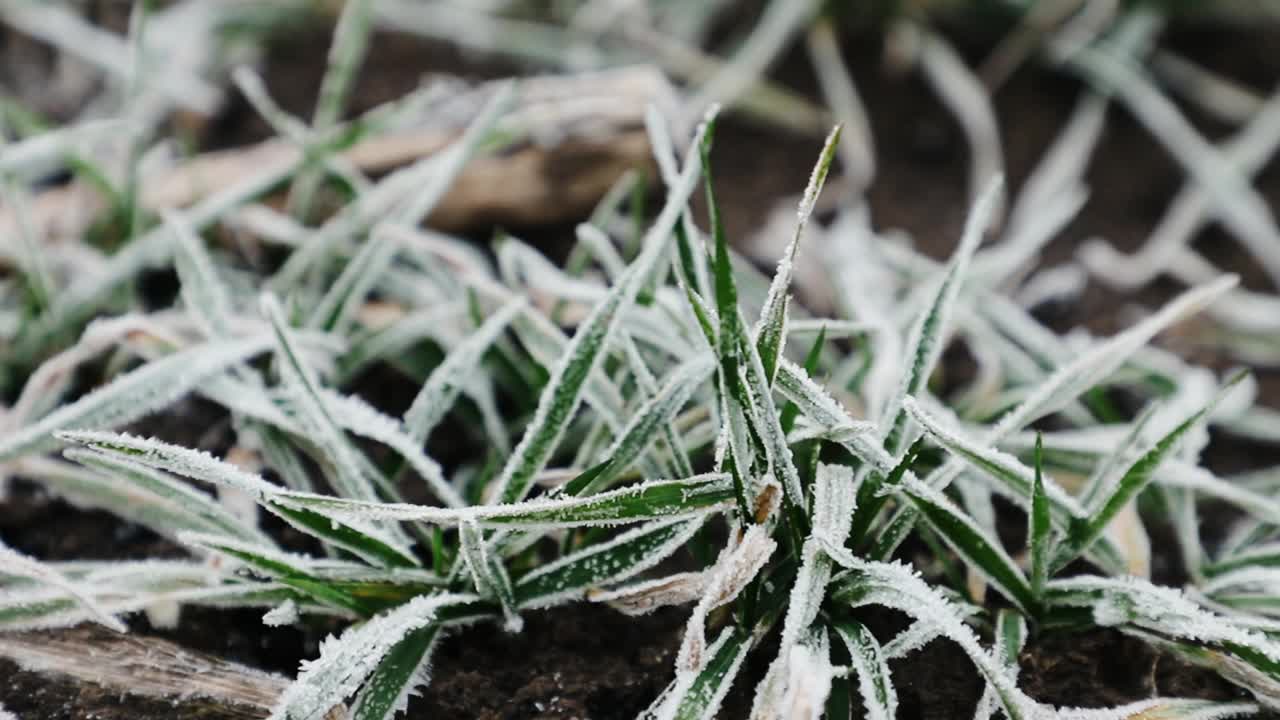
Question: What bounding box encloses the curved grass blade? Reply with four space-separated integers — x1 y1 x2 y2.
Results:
1030 434 1052 602
0 334 273 461
176 533 371 616
1054 372 1248 572
489 110 714 506
262 294 379 502
264 501 418 569
402 296 525 445
272 474 735 529
571 358 714 497
517 517 702 609
0 540 126 633
307 230 398 335
459 520 521 631
880 176 1003 455
826 546 1037 720
270 593 476 720
319 389 463 508
62 447 271 546
832 620 896 720
349 624 439 720
896 478 1035 613
665 626 752 720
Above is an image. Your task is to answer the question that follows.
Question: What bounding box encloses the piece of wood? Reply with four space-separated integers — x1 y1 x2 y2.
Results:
0 65 671 254
0 625 347 719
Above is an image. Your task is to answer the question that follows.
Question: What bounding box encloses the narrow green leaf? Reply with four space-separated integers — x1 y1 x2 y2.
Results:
1055 372 1248 572
270 593 477 720
516 517 701 608
459 520 521 631
273 473 736 529
179 533 371 616
1030 434 1052 601
754 125 842 385
261 294 379 502
264 501 419 569
490 110 715 505
402 296 525 444
825 549 1035 720
897 478 1036 613
832 620 896 720
0 335 273 461
668 626 753 720
573 355 714 496
350 624 439 720
307 230 398 334
880 175 1003 455
62 448 270 546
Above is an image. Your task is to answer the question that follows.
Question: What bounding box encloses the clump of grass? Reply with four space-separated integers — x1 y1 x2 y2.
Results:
2 4 1280 720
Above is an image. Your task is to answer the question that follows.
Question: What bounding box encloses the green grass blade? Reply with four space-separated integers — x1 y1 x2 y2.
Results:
667 626 753 720
825 549 1036 720
178 533 371 616
832 620 896 720
754 124 842 385
307 230 398 334
62 447 270 546
319 389 463 507
1030 434 1052 602
574 355 715 496
402 296 525 445
263 501 419 569
271 473 735 529
349 624 439 720
1055 372 1248 572
897 478 1036 613
459 520 521 631
262 294 379 502
516 517 701 608
349 624 438 720
0 335 273 461
269 593 477 720
489 110 714 505
880 176 1003 455
165 209 233 338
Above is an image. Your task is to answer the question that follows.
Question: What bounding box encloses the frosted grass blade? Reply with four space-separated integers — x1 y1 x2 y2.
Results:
402 296 524 445
896 478 1035 613
1055 373 1248 572
489 110 714 505
665 626 752 720
320 389 463 508
349 624 438 720
880 175 1003 455
832 620 896 720
459 520 521 631
753 124 841 385
573 356 714 495
307 230 398 335
177 533 370 616
272 474 735 529
1030 435 1052 601
263 500 419 569
827 548 1037 720
0 334 273 461
262 294 379 502
0 540 126 633
165 209 233 338
518 518 702 608
62 447 270 546
270 593 477 720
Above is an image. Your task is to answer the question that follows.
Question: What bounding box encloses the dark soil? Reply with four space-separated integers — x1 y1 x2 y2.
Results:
3 8 1280 720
